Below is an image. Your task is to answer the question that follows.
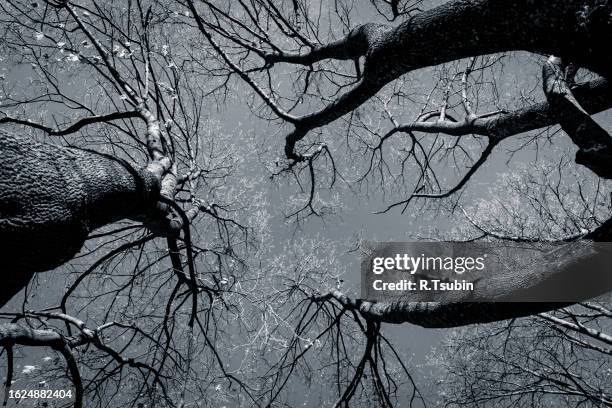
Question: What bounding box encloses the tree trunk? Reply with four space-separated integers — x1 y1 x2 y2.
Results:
0 132 160 305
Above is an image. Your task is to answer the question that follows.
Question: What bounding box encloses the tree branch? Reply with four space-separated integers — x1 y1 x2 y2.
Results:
0 111 140 136
317 216 612 328
265 0 612 159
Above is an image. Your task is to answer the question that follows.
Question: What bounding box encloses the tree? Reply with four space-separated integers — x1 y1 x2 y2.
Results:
1 0 610 335
181 0 612 325
1 0 611 407
0 1 259 406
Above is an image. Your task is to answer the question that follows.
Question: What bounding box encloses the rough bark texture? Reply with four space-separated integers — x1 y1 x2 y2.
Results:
0 132 160 305
369 0 612 80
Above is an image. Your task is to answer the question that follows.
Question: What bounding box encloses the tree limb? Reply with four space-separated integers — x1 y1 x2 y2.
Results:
0 111 140 136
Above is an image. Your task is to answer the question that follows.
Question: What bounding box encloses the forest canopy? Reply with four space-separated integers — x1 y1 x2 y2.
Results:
0 0 611 407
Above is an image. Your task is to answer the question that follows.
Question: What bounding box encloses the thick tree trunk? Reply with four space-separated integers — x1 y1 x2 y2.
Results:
0 132 160 305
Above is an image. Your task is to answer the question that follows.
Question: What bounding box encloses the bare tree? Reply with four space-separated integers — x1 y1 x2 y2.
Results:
0 1 259 406
3 0 610 330
1 0 612 407
181 0 612 325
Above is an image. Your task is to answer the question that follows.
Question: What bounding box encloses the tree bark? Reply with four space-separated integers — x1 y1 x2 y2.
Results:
0 131 160 306
366 0 611 82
